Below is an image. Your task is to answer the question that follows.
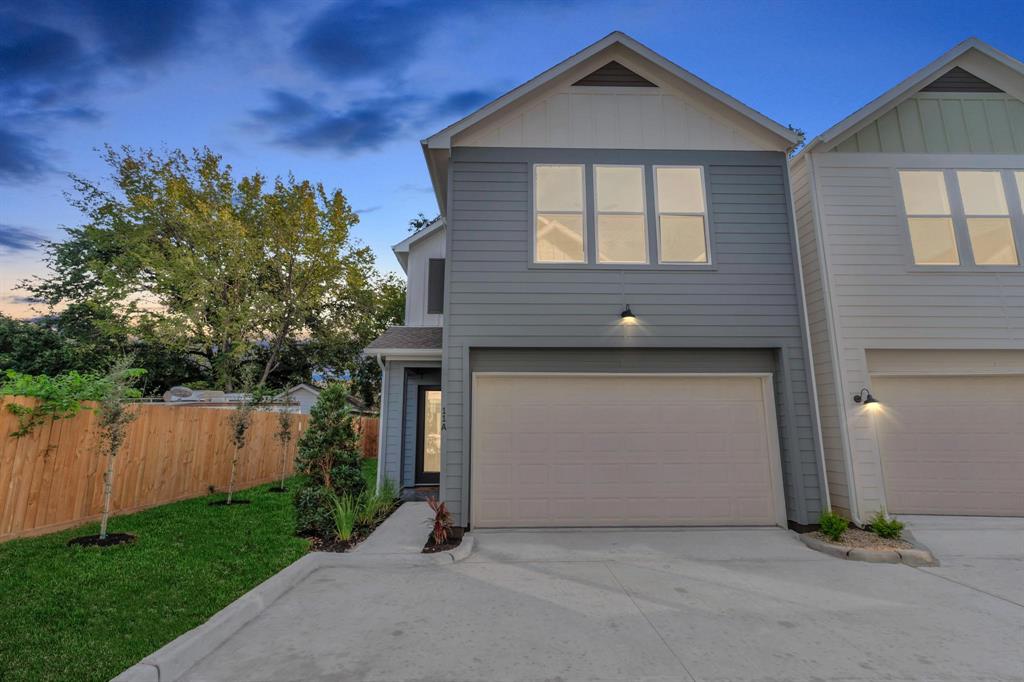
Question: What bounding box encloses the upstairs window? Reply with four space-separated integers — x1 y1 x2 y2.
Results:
427 258 445 314
534 165 585 263
655 166 709 263
1016 172 1024 213
595 165 647 263
957 171 1017 265
898 170 959 265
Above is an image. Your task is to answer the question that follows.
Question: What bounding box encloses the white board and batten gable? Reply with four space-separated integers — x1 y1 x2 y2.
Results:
391 216 446 327
421 32 800 212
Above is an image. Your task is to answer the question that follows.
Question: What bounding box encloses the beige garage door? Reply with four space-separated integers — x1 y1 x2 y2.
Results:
471 373 784 528
874 374 1024 516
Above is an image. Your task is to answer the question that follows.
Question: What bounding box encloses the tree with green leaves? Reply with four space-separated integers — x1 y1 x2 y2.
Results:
293 383 364 538
95 358 146 539
25 146 376 392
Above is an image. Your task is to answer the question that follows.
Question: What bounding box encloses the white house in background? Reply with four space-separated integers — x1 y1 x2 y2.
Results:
791 38 1024 523
274 383 322 414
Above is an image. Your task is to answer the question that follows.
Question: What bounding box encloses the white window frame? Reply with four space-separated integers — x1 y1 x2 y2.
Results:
593 164 648 265
954 170 1018 266
532 163 587 264
653 165 712 264
897 169 960 266
898 168 1024 269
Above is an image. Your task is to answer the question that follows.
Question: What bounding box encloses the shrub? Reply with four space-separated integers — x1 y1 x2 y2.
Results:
818 511 848 542
427 496 452 546
355 477 398 528
293 383 365 537
867 509 905 539
329 493 358 541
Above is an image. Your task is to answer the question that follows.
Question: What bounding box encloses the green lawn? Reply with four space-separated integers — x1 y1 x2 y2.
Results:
0 478 312 682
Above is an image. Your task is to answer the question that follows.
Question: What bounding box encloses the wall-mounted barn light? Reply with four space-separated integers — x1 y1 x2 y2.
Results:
852 388 878 405
620 305 635 320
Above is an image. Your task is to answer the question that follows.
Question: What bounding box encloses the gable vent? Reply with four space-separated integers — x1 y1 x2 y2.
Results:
921 66 1003 93
573 60 657 87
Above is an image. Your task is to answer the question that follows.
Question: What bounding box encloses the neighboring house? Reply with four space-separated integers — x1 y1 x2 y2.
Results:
791 38 1024 523
274 383 321 415
367 32 828 528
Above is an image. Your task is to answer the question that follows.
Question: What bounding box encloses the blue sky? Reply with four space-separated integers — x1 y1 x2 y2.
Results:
1 0 1021 317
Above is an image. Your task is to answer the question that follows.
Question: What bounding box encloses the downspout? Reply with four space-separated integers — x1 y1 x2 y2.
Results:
374 353 386 494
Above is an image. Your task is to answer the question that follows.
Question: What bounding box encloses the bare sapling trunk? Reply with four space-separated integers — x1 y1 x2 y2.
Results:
275 410 293 490
99 450 115 539
226 446 240 504
96 358 144 539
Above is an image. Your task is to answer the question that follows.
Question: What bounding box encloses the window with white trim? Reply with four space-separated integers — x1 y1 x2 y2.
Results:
655 166 709 263
534 165 585 263
898 170 959 265
594 165 647 263
956 171 1018 265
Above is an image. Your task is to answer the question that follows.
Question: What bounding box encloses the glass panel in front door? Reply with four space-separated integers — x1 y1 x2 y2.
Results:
423 390 441 473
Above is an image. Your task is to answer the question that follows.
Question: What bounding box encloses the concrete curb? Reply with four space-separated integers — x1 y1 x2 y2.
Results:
110 553 330 682
435 533 474 563
799 533 938 567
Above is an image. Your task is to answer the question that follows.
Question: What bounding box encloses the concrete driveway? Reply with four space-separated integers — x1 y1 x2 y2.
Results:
179 521 1024 682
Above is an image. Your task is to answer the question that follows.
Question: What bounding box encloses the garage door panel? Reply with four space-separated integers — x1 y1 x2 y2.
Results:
472 374 781 527
874 374 1024 516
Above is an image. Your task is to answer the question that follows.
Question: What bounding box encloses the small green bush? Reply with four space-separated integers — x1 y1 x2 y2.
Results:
293 383 365 538
867 509 905 539
818 511 849 542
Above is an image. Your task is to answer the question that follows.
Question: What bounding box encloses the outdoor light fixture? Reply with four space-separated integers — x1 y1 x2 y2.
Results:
620 305 635 320
853 388 878 405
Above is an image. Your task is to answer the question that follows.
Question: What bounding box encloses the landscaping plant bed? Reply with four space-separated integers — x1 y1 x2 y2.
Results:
307 500 403 553
808 527 913 551
67 532 136 548
422 527 464 554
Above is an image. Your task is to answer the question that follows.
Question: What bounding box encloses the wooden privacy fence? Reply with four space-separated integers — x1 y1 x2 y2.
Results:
354 416 379 459
0 398 309 542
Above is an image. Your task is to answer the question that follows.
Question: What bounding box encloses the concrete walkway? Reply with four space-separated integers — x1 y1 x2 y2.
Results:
352 502 430 556
174 525 1024 682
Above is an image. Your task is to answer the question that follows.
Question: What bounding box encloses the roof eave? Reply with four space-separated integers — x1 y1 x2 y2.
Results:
797 37 1024 158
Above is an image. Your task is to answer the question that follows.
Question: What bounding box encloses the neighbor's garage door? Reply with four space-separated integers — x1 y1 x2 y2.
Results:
874 374 1024 516
471 374 783 528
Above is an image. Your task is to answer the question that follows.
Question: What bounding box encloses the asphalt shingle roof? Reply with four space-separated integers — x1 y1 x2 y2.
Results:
364 326 442 351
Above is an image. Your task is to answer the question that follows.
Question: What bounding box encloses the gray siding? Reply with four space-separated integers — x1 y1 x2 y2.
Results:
442 147 826 526
380 360 441 489
790 155 850 516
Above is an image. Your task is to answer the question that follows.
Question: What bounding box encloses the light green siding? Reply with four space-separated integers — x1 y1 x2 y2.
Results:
830 93 1024 153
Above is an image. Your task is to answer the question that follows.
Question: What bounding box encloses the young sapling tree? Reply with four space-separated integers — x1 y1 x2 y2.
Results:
272 409 294 492
96 358 146 540
224 374 267 505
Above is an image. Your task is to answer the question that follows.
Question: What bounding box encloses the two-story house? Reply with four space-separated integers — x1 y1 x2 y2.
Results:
367 32 828 529
792 38 1024 524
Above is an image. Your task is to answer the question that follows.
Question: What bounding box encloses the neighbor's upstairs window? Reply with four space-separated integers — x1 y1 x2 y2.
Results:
957 171 1018 265
595 165 647 263
534 165 585 263
898 170 959 265
655 166 709 263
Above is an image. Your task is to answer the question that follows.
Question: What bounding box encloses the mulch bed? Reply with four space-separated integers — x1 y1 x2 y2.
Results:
67 533 136 548
306 501 404 553
422 528 464 554
207 499 252 506
809 527 913 551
